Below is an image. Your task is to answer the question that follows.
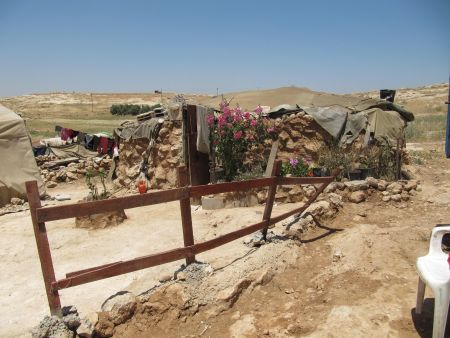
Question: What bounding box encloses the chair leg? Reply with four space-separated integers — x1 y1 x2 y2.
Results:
416 277 426 314
432 288 450 338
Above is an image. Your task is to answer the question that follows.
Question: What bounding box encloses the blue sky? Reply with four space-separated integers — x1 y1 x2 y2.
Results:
0 0 449 97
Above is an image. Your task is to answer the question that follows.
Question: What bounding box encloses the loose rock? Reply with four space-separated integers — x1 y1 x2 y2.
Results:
349 191 367 203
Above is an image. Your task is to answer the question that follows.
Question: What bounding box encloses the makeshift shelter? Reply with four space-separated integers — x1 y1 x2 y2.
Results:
0 104 45 206
114 104 212 190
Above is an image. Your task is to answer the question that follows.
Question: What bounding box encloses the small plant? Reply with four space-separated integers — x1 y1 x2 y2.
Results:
281 158 313 177
318 144 354 180
85 170 108 200
375 142 396 180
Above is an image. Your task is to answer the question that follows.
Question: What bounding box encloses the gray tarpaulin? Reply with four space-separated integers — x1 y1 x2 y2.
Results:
365 108 406 144
267 96 414 145
340 112 369 144
115 118 162 141
48 143 97 159
350 99 415 122
302 105 350 140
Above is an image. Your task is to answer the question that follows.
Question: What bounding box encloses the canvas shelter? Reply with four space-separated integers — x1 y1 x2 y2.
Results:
199 87 414 146
0 104 44 206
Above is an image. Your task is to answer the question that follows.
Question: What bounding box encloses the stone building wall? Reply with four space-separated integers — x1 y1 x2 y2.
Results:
115 121 183 190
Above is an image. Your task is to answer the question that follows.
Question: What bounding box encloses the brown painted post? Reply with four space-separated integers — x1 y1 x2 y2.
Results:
261 160 282 240
177 166 195 264
25 181 62 317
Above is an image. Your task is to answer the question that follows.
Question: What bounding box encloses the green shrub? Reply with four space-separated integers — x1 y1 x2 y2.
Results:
110 103 160 116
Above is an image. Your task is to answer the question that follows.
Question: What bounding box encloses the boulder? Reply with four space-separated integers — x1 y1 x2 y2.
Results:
10 197 24 205
401 192 410 201
94 312 114 338
66 172 78 180
382 196 391 202
349 191 367 203
101 292 137 325
217 278 253 307
306 200 331 216
76 313 98 338
31 316 73 338
46 182 58 188
327 193 343 208
387 182 403 194
303 185 316 197
344 180 369 192
377 180 388 191
390 194 402 202
365 177 378 189
403 180 418 191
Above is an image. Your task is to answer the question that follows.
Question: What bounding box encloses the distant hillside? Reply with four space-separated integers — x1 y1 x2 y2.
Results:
0 83 446 141
356 83 448 116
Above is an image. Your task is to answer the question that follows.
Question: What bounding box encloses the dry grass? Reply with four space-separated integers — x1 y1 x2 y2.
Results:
405 114 448 142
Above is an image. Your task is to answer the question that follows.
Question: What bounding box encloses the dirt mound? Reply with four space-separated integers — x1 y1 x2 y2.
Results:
75 210 127 229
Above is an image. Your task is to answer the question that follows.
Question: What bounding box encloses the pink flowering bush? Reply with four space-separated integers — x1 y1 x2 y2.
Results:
208 101 273 181
281 157 313 177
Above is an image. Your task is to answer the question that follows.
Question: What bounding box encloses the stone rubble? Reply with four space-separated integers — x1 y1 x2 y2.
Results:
36 154 112 187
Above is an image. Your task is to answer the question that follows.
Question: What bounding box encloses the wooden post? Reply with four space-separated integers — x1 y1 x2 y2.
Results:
396 138 402 180
25 181 62 317
261 160 282 240
177 166 195 264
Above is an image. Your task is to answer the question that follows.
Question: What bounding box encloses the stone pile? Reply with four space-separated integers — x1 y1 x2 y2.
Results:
40 157 112 189
273 112 332 163
114 120 183 190
324 177 419 204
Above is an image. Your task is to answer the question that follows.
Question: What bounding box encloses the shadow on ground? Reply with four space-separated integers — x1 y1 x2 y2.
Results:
411 298 450 338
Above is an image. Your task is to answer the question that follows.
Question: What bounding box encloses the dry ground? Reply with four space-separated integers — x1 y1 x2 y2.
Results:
1 142 449 337
114 143 450 338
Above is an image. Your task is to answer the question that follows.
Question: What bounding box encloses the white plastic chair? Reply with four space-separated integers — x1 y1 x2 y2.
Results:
416 225 450 338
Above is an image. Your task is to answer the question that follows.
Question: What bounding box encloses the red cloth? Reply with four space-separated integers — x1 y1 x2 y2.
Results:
97 137 109 154
61 128 75 141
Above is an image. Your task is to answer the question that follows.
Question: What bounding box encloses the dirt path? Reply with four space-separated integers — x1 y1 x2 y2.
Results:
116 143 450 338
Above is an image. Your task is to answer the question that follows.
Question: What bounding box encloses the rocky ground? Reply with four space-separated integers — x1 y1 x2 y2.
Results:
16 142 449 338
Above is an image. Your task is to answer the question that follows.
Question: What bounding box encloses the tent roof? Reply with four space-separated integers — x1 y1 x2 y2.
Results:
0 104 21 122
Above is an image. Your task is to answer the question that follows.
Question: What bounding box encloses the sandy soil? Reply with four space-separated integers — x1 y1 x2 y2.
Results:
0 180 296 337
119 142 449 338
1 144 449 337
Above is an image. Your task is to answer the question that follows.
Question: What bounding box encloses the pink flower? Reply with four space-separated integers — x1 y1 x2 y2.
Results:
289 158 299 167
233 114 242 123
223 106 231 118
207 114 215 126
233 130 243 140
235 107 242 114
218 115 226 128
244 111 250 120
254 105 263 114
219 101 228 110
267 127 275 133
250 119 257 127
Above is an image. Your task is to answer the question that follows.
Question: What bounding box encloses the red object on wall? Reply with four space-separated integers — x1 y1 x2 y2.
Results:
138 181 147 194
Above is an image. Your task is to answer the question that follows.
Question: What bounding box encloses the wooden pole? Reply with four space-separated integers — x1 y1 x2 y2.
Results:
25 181 62 317
261 160 282 240
396 138 401 180
177 166 195 264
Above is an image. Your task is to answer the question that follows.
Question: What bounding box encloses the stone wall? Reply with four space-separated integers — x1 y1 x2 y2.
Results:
273 112 333 164
115 120 183 190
